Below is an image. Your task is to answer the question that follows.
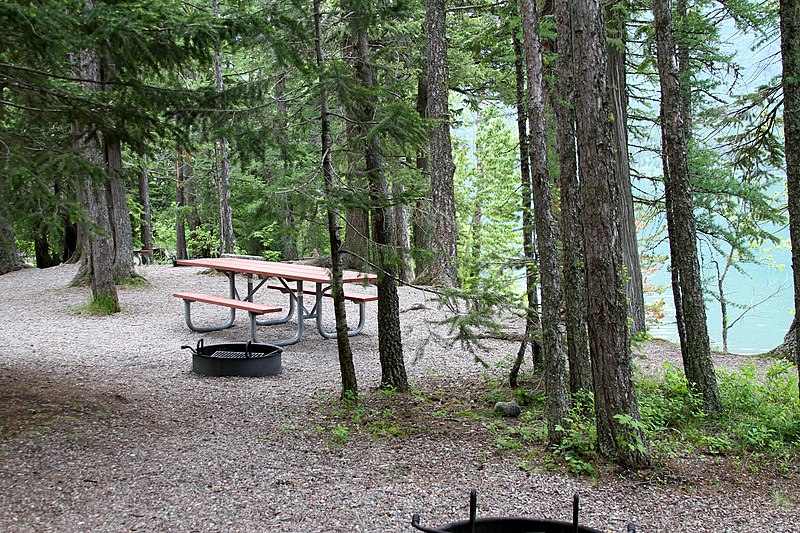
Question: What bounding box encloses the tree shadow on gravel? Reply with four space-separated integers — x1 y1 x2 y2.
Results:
0 366 130 442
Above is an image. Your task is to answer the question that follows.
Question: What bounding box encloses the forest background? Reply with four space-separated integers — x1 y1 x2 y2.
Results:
2 0 800 470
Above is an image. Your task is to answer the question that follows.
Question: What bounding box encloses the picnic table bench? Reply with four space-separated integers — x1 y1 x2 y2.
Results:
172 291 283 344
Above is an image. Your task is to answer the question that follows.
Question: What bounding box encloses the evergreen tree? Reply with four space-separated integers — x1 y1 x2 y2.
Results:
520 0 569 444
654 0 722 413
422 0 458 287
781 0 800 387
567 0 651 468
554 0 592 394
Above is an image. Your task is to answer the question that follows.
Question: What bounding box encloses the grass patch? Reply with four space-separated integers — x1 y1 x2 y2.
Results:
314 391 425 447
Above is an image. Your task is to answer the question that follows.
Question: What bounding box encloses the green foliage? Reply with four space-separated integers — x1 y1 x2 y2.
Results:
716 362 800 450
637 362 800 456
637 364 705 436
453 103 522 291
426 282 523 360
551 392 599 477
249 223 283 261
188 223 215 259
330 424 351 444
479 360 799 478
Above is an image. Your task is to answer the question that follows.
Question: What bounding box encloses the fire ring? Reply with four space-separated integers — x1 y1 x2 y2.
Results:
412 490 627 533
181 339 282 377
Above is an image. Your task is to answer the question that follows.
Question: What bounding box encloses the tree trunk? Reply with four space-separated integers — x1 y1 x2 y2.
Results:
780 0 800 393
569 0 650 468
99 46 135 282
276 70 298 261
520 0 570 443
175 150 190 260
34 221 59 268
509 26 542 387
315 0 357 396
676 0 692 139
555 0 592 395
605 0 646 334
215 136 234 255
69 24 119 310
69 180 90 281
654 0 721 413
106 137 135 281
0 213 24 275
353 23 408 392
137 155 154 256
213 0 234 256
84 170 120 311
412 74 434 280
424 0 458 287
344 121 372 272
0 65 24 274
392 182 414 282
344 206 371 271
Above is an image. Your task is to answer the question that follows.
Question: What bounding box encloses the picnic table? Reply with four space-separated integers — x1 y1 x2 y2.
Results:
173 257 377 346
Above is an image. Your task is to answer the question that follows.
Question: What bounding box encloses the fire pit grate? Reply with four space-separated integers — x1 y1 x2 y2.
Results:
411 490 634 533
181 339 282 377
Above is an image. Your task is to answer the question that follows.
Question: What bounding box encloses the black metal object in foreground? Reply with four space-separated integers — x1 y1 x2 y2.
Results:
411 490 625 533
181 339 282 377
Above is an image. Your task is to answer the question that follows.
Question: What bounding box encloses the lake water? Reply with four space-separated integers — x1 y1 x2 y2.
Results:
644 244 794 355
641 23 794 354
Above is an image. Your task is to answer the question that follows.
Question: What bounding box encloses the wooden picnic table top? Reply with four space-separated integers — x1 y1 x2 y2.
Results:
175 257 377 285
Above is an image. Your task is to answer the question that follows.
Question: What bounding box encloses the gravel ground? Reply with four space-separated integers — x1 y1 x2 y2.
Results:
0 263 797 532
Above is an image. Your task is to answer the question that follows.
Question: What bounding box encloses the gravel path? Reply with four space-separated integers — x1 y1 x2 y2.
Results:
0 263 797 532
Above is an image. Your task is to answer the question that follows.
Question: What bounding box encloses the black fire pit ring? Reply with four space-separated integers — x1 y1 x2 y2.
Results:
412 490 619 533
181 339 282 377
412 518 603 533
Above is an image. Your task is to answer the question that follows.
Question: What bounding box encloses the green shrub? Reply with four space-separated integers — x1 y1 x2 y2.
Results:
551 391 598 477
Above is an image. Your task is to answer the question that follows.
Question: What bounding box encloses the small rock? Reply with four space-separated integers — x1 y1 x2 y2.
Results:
494 400 521 417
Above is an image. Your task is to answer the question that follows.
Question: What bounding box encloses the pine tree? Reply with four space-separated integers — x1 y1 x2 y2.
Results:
567 0 651 468
520 0 569 444
653 0 721 413
780 0 800 387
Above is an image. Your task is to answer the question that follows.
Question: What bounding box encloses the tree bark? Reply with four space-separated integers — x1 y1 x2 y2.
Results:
275 71 298 261
0 212 24 275
353 23 408 392
780 0 800 392
605 0 646 334
175 150 190 260
343 120 371 271
34 221 59 268
654 0 721 413
67 13 119 308
344 206 371 271
106 137 135 281
213 0 234 256
569 0 650 468
555 0 592 395
520 0 570 443
424 0 458 287
509 26 543 387
99 46 135 282
392 181 414 281
137 155 154 256
315 0 357 396
412 73 433 279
